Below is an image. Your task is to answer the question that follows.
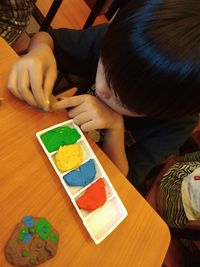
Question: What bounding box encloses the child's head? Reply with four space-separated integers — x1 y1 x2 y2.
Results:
99 0 200 119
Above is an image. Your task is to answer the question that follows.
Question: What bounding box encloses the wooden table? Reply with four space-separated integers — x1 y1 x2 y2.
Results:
0 37 170 267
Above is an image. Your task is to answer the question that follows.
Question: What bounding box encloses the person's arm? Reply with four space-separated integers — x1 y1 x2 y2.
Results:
7 31 57 110
103 120 129 176
8 24 108 109
28 31 54 51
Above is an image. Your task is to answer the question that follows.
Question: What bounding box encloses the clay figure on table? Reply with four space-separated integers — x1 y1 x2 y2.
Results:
5 216 59 267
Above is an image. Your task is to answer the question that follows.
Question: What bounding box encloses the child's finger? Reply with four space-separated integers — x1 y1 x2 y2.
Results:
17 68 37 107
43 66 57 106
72 111 92 126
80 120 97 132
28 65 48 109
51 95 85 110
68 104 87 118
7 68 23 100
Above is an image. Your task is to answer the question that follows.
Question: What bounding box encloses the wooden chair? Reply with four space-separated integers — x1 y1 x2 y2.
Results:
83 0 130 28
32 0 63 31
13 0 63 55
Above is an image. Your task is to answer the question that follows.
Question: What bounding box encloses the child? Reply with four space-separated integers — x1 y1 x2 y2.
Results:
7 0 200 190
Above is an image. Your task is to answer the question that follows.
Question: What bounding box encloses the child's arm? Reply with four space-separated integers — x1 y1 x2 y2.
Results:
103 123 129 177
7 31 56 110
52 94 129 176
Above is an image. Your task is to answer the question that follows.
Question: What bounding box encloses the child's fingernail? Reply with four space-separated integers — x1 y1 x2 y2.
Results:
44 97 50 104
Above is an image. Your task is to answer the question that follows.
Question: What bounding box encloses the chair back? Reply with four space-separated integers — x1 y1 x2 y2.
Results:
83 0 131 28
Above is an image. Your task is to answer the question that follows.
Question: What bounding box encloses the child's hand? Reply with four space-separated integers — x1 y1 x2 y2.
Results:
7 43 57 110
52 94 123 131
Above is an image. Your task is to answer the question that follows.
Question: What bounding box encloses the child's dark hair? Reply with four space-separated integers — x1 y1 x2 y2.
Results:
101 0 200 119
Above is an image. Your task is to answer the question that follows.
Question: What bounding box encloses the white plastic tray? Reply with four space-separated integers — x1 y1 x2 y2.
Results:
36 120 128 244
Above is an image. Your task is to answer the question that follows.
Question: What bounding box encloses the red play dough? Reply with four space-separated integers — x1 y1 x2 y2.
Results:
76 178 106 212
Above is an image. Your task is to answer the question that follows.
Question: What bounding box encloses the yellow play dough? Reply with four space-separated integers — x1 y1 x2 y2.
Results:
54 144 83 172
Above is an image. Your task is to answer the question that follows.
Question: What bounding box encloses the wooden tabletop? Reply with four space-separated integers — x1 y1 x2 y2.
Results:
0 37 170 267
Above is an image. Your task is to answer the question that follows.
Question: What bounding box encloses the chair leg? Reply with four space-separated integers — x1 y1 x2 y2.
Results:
83 0 106 29
105 0 130 20
40 0 63 31
32 0 63 31
32 6 44 27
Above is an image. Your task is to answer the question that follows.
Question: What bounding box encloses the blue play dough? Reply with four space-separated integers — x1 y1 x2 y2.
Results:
22 233 32 243
63 159 96 187
22 216 34 228
42 227 47 233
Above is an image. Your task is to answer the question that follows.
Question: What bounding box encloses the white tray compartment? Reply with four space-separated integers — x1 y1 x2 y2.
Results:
84 196 128 244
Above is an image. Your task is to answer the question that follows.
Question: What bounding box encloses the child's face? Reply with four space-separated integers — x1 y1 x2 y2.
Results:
95 59 144 117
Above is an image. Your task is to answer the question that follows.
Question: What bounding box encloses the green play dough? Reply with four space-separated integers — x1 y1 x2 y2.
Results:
50 234 58 243
22 250 28 257
19 228 28 241
41 126 81 152
36 218 51 240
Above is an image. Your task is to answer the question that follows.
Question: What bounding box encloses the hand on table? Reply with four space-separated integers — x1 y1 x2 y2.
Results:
7 43 57 110
52 94 123 131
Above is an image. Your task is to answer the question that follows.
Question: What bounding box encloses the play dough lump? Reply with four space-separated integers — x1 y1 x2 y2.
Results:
41 126 81 152
54 144 83 172
5 216 59 267
63 158 96 187
76 178 107 212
